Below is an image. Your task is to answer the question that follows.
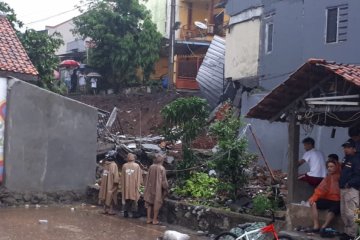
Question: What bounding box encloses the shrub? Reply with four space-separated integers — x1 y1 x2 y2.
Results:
252 195 272 215
174 172 219 199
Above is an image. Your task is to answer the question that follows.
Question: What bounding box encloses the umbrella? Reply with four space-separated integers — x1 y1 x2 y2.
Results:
86 72 102 78
60 60 80 68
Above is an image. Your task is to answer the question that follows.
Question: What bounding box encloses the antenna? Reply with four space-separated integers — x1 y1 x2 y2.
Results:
194 21 207 30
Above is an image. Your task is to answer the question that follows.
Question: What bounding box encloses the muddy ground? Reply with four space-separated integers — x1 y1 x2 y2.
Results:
0 204 207 240
71 91 200 136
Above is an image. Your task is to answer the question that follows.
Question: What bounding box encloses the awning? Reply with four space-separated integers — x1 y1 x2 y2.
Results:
246 59 360 127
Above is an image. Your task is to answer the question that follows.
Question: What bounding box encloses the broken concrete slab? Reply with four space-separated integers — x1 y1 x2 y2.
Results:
141 143 162 152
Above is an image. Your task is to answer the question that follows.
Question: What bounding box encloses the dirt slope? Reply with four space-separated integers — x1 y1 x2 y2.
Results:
71 91 199 136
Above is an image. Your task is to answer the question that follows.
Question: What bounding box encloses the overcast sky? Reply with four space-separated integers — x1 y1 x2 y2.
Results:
4 0 82 30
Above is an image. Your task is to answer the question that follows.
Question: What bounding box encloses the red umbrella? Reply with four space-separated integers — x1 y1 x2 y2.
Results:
59 60 80 68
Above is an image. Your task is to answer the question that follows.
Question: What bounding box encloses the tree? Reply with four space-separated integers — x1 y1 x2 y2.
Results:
209 104 257 200
73 0 162 90
19 30 65 93
161 97 209 179
0 1 23 29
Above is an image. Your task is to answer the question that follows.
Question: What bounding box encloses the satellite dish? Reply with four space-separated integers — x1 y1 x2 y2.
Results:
194 21 207 30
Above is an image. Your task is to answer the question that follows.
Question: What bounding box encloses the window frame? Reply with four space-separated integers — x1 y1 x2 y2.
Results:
265 22 274 54
325 6 340 44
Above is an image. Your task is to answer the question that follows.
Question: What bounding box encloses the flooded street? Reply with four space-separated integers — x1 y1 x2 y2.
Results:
0 205 206 240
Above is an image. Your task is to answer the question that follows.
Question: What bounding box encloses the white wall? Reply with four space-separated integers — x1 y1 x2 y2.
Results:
46 19 81 55
143 0 168 37
225 19 261 80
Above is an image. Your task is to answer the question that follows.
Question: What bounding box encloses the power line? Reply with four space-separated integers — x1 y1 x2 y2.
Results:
24 3 89 26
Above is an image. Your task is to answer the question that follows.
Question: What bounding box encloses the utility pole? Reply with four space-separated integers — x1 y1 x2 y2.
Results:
168 0 176 89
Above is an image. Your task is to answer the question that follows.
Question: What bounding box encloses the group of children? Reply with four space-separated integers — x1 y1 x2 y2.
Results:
98 153 168 225
298 127 360 240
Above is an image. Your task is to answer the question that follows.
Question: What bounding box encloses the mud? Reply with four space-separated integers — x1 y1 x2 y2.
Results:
0 205 206 240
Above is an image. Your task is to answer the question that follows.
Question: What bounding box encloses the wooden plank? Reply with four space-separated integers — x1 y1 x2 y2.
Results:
287 114 299 203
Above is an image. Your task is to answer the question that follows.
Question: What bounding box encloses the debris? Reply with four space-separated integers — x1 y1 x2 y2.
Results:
161 230 190 240
127 143 137 149
141 143 162 152
165 156 175 164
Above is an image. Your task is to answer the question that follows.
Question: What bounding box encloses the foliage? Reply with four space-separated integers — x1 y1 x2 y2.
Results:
161 97 208 145
0 2 64 94
252 194 279 216
73 0 162 90
0 1 23 29
162 97 208 180
19 30 65 93
173 172 219 199
209 105 257 200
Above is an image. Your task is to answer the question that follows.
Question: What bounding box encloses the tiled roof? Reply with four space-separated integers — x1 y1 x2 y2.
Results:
309 59 360 87
246 59 360 127
0 16 38 76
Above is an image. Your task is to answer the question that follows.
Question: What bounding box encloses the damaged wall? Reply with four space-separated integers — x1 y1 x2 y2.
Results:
4 79 97 192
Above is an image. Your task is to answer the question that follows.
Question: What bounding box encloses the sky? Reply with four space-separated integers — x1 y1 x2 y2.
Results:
3 0 83 30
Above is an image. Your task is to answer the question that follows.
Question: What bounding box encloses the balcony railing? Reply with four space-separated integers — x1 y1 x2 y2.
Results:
179 23 226 40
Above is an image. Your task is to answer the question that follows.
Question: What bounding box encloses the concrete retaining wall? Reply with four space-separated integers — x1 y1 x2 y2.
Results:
160 199 281 234
4 79 97 192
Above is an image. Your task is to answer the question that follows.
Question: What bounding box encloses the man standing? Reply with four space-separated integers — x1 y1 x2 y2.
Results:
298 137 327 187
144 154 169 225
121 153 142 218
339 139 360 240
98 159 119 215
348 127 360 152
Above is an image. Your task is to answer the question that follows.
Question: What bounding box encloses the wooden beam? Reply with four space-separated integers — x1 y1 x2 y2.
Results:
287 114 300 203
297 106 360 113
270 75 332 122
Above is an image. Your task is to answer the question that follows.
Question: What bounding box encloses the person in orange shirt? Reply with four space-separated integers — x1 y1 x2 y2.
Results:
307 154 340 232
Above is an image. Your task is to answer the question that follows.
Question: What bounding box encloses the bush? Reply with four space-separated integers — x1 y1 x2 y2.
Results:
174 172 219 199
252 195 272 215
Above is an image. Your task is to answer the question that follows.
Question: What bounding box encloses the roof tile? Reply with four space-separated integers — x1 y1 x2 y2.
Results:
0 16 38 76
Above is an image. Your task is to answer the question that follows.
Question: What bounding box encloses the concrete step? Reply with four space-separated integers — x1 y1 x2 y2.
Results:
286 204 343 232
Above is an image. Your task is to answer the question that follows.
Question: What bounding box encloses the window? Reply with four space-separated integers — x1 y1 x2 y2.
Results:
326 4 348 43
265 22 274 53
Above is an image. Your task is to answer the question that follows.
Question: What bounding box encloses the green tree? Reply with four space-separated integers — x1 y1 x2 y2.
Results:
161 97 208 179
19 30 65 93
209 105 257 200
73 0 162 90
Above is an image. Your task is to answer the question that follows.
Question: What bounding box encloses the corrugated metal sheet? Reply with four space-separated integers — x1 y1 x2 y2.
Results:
196 35 226 108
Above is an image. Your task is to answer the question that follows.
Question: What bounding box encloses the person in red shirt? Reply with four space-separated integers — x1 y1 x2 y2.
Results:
307 155 340 232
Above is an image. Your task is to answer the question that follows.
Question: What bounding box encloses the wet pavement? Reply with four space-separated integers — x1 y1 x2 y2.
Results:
0 205 207 240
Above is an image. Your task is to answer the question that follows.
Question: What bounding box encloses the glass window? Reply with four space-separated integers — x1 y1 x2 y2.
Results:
265 22 274 53
326 8 338 43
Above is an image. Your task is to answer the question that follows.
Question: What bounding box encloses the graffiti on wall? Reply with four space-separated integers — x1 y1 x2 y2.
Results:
0 78 7 183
